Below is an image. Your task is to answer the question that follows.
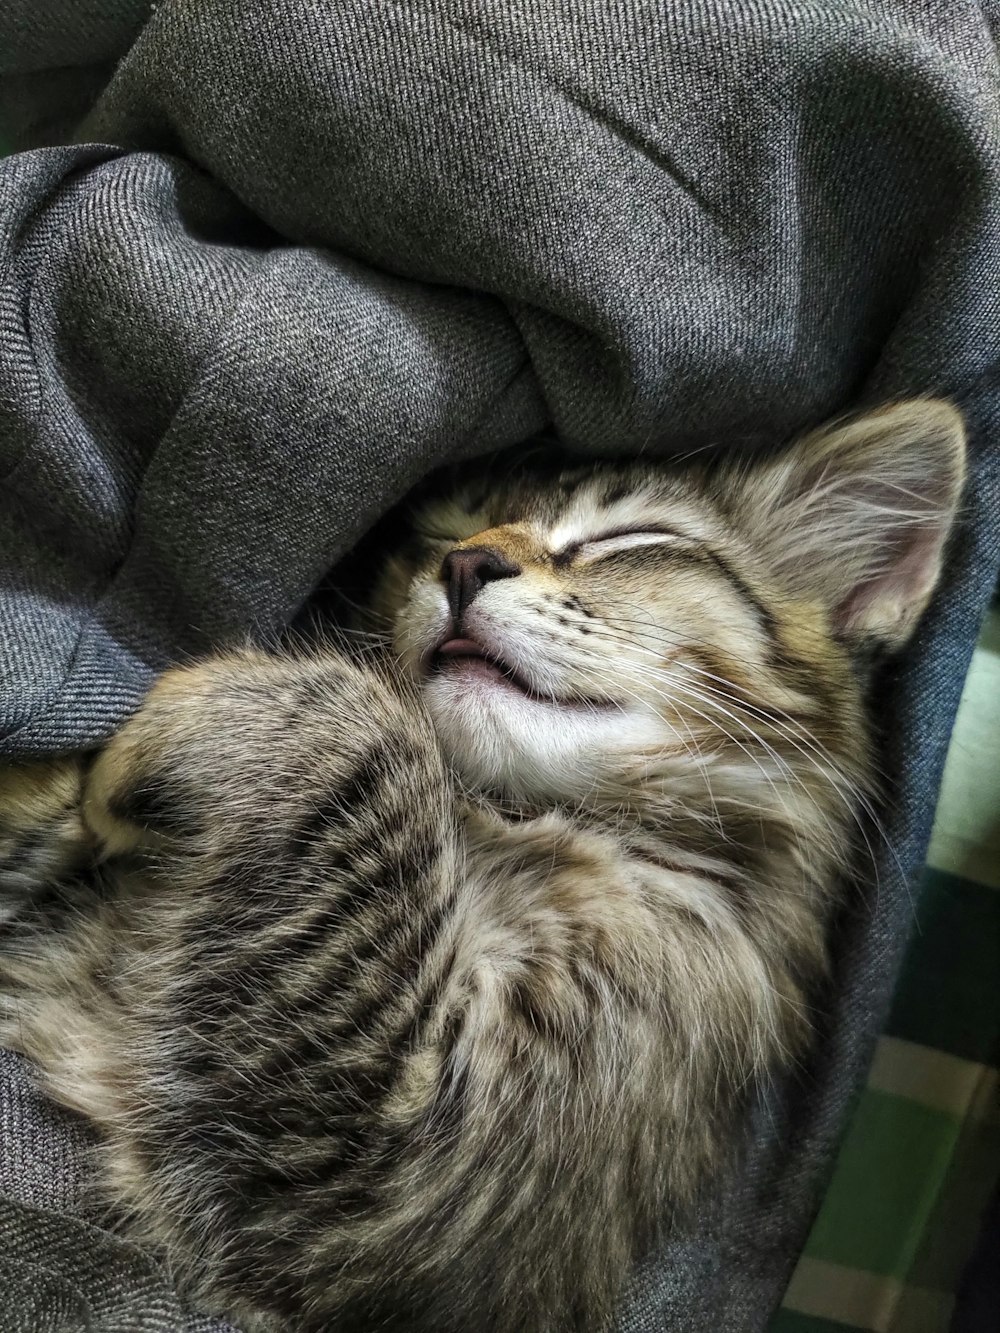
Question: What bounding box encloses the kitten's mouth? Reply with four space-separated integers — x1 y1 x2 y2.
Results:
430 636 611 710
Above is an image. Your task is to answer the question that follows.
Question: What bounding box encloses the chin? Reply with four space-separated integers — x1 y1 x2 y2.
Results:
421 661 652 802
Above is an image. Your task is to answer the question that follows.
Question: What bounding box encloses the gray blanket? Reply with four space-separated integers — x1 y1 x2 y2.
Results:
2 2 999 1329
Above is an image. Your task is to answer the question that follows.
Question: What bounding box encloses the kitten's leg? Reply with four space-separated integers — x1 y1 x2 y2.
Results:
4 647 452 1139
0 755 111 1120
0 757 91 923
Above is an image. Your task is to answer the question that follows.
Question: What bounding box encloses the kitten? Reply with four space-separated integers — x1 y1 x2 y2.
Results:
0 400 965 1332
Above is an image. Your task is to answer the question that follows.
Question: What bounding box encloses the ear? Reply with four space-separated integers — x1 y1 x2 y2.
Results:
739 400 966 651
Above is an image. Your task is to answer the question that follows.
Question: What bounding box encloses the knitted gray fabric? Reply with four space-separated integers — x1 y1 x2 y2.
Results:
1 2 999 1329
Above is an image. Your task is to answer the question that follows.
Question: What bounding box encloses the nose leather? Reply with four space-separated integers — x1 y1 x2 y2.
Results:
440 546 521 619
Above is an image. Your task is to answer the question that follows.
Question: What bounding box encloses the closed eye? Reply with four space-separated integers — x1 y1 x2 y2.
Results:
554 526 688 566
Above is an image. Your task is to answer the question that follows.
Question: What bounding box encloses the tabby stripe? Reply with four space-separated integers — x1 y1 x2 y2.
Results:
286 891 455 1025
218 830 439 977
286 739 397 853
277 952 453 1099
108 771 208 836
253 896 456 1086
272 845 440 966
694 545 778 639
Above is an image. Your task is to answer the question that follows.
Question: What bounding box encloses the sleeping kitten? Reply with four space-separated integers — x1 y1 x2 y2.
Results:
0 400 965 1332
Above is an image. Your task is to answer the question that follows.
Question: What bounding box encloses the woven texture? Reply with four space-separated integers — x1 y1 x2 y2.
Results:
1 2 1000 1330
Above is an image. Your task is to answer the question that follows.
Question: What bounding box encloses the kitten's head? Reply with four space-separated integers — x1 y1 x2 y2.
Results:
375 401 965 805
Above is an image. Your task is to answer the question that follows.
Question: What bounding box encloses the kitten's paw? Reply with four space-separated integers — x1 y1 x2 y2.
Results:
0 757 90 922
80 666 212 859
81 653 315 856
80 647 426 861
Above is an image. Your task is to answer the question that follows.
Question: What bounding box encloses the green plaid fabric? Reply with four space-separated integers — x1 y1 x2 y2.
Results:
772 609 1000 1333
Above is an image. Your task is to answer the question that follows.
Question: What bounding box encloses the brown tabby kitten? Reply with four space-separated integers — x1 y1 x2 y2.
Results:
0 401 965 1332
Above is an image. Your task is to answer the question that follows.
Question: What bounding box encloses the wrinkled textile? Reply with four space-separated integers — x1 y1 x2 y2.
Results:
1 2 1000 1330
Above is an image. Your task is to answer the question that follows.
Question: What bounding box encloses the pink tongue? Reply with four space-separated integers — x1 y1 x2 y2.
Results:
437 638 485 658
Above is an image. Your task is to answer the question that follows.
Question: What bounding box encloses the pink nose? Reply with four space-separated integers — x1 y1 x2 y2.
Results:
440 547 521 619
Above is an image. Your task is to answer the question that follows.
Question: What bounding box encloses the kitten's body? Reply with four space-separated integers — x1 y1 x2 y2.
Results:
0 402 965 1331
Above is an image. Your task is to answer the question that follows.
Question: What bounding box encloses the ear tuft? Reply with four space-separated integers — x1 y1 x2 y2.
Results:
740 399 966 652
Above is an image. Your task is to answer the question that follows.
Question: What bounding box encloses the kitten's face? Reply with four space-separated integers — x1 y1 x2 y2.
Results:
379 462 839 802
376 403 964 804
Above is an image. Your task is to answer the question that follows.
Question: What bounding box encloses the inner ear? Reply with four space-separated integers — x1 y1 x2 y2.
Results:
739 399 966 653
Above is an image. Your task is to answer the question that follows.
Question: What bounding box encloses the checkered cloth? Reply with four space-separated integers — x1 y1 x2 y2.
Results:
774 611 1000 1333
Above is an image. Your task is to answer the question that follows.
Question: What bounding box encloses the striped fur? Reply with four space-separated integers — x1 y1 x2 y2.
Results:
0 400 965 1331
0 758 89 925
